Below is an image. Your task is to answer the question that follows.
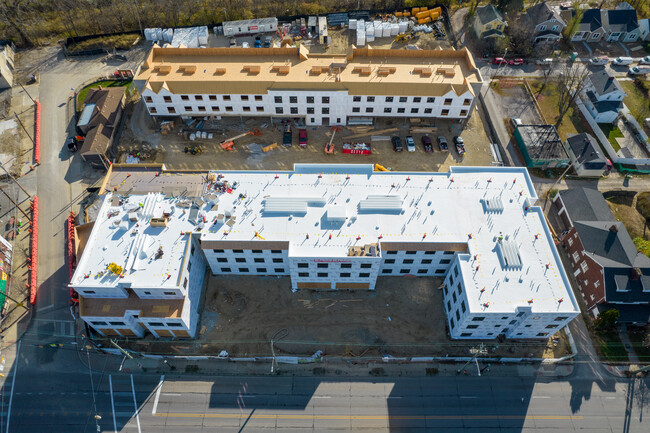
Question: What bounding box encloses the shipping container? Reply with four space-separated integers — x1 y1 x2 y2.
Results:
222 18 278 36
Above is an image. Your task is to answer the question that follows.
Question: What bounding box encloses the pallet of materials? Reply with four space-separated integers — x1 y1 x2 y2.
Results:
342 142 371 155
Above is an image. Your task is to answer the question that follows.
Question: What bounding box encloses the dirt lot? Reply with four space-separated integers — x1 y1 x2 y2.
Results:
492 79 542 125
121 274 570 360
119 101 494 171
605 190 647 240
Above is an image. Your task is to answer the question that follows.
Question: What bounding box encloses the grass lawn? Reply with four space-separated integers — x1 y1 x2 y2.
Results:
594 329 629 362
528 80 593 140
598 123 623 152
627 328 650 363
620 80 650 134
68 34 138 54
77 80 131 109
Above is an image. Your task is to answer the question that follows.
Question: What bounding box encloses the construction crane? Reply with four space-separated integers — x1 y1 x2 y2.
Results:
324 126 341 154
220 128 261 150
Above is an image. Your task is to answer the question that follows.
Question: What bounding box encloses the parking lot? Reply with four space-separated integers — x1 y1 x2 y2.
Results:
119 101 495 172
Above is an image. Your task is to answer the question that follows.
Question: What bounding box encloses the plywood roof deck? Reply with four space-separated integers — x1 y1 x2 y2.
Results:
80 293 184 318
138 46 482 96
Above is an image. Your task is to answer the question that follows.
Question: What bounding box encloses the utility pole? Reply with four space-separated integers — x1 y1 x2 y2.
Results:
456 343 487 375
13 113 34 144
0 288 29 310
0 163 31 198
110 339 134 359
0 185 31 221
18 83 35 104
543 161 574 209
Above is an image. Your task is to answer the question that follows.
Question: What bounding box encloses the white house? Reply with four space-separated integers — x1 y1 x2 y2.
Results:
134 46 483 127
582 70 626 124
72 165 579 340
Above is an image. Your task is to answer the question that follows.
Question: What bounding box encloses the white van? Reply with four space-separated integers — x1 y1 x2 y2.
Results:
612 57 634 66
628 66 650 76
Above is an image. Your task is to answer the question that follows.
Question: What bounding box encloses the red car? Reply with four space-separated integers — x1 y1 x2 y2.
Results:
508 58 524 66
298 129 307 148
493 57 507 65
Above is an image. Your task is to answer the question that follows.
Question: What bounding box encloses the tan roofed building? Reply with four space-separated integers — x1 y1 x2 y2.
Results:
134 46 483 126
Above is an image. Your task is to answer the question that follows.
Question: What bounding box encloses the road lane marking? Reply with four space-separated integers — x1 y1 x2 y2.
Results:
162 393 181 397
130 375 142 433
154 413 584 420
109 375 117 432
605 397 616 399
152 375 165 415
533 396 551 399
6 340 20 433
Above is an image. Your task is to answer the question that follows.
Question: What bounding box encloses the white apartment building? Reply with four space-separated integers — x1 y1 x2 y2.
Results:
133 46 483 126
72 164 579 340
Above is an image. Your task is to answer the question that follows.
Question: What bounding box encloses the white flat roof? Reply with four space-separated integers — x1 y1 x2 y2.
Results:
74 164 578 314
72 192 192 290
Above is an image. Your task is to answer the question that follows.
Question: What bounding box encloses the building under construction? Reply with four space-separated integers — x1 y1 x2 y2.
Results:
70 164 579 340
514 124 569 168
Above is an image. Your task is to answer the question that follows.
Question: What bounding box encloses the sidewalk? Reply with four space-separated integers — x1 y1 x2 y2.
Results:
104 352 574 378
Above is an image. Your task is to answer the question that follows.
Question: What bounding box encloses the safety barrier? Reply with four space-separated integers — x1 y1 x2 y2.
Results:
67 212 78 303
28 196 38 304
34 99 41 165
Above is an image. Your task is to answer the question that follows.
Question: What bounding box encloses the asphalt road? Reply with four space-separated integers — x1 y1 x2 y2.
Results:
3 365 648 433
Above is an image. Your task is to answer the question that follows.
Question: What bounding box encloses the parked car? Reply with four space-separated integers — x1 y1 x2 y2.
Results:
437 136 448 151
589 56 608 66
536 58 553 66
298 128 308 147
283 123 292 147
612 57 633 66
229 38 236 47
405 135 416 152
391 136 403 152
508 58 524 66
421 136 433 153
493 57 507 65
263 36 272 48
628 66 650 76
453 136 465 157
254 36 262 48
639 56 650 66
241 41 250 48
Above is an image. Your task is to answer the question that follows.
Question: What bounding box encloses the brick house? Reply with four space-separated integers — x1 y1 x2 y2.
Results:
554 188 650 324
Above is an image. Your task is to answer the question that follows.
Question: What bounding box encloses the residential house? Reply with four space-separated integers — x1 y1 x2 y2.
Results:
582 70 626 124
473 5 507 39
0 41 14 89
523 1 566 44
571 4 641 42
554 187 650 324
76 86 126 166
639 18 650 41
564 133 610 177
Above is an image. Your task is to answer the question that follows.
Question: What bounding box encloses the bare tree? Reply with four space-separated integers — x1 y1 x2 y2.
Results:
554 62 590 129
0 0 33 46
